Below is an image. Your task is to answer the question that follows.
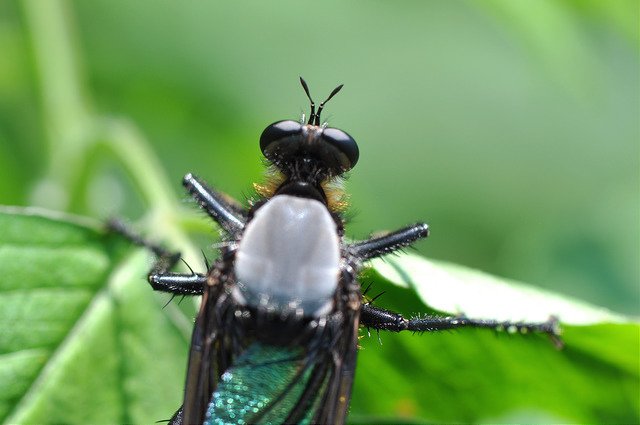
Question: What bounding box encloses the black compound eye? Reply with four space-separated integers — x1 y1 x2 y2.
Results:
259 120 302 155
321 127 359 170
259 119 359 175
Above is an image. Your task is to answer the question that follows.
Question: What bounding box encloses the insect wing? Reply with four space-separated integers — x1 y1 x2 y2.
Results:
313 308 360 424
181 281 232 425
201 318 358 424
178 286 359 424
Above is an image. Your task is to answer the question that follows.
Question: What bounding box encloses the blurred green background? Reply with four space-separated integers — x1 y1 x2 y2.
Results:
2 0 637 314
0 1 638 423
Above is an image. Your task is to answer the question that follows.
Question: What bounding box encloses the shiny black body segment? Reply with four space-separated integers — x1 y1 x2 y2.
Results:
111 78 562 424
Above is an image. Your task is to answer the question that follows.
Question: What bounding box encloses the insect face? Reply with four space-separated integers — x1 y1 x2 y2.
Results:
259 78 359 180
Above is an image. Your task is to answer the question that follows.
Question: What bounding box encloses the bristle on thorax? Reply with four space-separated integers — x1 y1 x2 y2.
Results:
253 167 349 213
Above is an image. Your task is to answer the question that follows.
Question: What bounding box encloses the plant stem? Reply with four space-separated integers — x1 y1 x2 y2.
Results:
22 0 201 264
23 0 92 208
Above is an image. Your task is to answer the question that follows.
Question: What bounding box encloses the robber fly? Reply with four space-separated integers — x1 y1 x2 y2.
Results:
111 78 560 424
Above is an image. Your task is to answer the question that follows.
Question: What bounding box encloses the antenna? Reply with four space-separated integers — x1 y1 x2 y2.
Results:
299 77 315 125
316 84 344 125
299 77 344 126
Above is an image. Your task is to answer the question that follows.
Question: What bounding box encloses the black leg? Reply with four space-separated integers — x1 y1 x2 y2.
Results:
183 173 246 236
168 405 184 425
149 272 206 295
107 219 206 295
360 304 563 348
349 223 429 261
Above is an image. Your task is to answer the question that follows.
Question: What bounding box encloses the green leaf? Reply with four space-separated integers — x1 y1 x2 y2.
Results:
348 255 639 423
0 207 194 424
372 254 631 325
0 207 637 424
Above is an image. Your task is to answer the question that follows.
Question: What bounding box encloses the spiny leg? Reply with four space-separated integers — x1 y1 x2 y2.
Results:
183 173 246 236
149 272 206 295
167 405 184 425
360 304 563 348
107 219 206 295
349 223 429 261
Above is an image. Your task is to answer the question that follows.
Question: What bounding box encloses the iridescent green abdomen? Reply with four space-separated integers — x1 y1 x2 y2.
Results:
205 343 322 425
